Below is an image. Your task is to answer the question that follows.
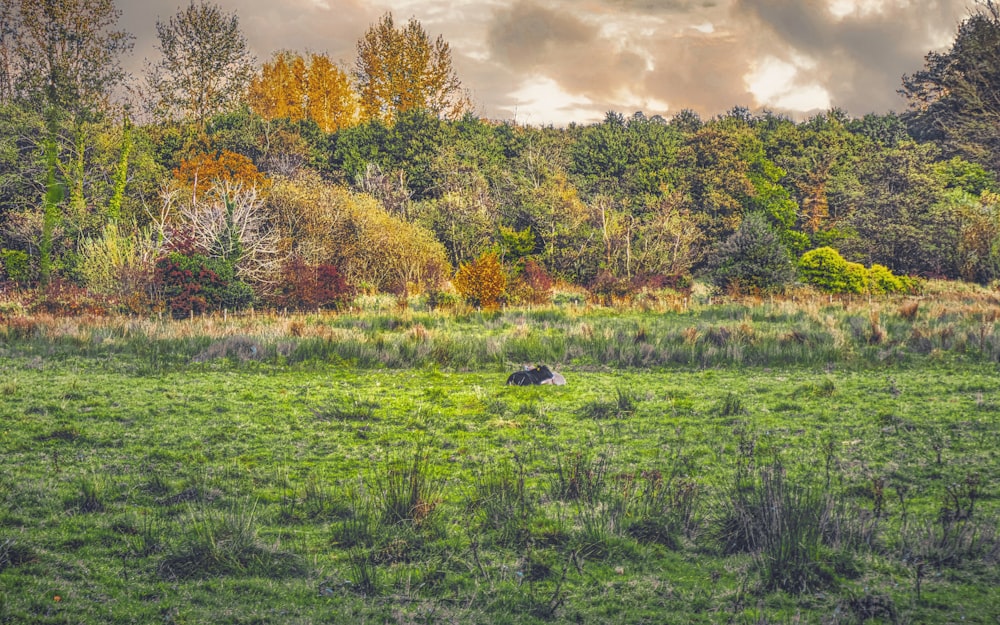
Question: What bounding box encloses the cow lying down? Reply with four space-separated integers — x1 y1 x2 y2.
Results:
506 365 566 386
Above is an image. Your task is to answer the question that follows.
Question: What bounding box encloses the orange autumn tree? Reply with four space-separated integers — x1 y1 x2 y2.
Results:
248 50 358 132
174 150 269 200
453 251 507 309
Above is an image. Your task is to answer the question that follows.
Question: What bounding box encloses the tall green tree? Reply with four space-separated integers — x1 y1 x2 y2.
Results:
146 0 255 126
570 111 681 201
902 0 1000 176
840 141 958 276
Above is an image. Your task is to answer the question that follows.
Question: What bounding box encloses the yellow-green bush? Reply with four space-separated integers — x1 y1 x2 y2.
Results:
799 247 910 294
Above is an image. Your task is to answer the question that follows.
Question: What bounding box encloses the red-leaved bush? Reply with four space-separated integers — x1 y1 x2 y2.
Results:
267 256 353 311
520 259 553 304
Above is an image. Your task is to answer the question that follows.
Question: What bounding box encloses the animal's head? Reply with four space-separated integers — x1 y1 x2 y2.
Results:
535 365 553 379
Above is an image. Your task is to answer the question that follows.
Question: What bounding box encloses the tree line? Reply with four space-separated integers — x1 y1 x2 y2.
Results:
1 0 999 315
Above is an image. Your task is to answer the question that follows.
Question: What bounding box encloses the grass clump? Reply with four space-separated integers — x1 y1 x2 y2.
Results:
577 387 639 420
716 461 874 594
158 498 303 580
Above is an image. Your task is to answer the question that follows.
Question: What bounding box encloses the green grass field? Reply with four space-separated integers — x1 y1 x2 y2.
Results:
1 297 998 623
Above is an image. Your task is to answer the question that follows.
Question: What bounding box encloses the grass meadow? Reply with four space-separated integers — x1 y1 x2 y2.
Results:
1 287 999 624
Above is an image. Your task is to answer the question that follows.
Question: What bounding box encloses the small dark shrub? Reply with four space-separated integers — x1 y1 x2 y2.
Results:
30 279 107 315
588 270 629 305
268 256 353 311
0 249 33 285
154 252 252 319
709 213 795 295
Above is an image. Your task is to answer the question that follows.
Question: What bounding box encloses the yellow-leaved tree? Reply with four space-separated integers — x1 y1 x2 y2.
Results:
248 51 358 132
354 13 470 123
454 251 507 309
247 51 306 121
306 53 358 132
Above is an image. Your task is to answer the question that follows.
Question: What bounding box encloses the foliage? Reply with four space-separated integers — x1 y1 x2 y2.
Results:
512 258 553 305
29 277 106 314
248 50 358 133
267 256 353 311
171 182 280 286
106 116 131 222
798 247 911 294
798 247 864 293
353 13 470 122
154 250 252 318
709 213 795 294
2 0 133 115
78 222 159 308
146 0 255 125
902 1 1000 176
173 150 268 200
866 264 904 294
588 269 630 305
0 248 32 284
39 133 62 285
569 111 681 199
453 250 507 308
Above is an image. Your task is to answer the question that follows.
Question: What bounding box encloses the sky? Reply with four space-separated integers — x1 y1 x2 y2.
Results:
119 0 972 126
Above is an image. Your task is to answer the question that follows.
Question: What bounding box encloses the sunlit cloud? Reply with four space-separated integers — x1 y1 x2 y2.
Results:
746 56 831 112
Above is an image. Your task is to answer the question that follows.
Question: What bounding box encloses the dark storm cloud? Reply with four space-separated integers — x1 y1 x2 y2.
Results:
644 30 756 114
487 2 599 71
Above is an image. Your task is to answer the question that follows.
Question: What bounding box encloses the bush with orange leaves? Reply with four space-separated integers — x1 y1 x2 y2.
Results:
174 150 269 200
453 251 507 309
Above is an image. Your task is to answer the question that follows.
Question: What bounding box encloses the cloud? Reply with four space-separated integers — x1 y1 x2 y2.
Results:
732 0 967 114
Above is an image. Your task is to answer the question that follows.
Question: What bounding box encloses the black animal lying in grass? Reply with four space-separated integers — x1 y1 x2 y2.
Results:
506 365 566 386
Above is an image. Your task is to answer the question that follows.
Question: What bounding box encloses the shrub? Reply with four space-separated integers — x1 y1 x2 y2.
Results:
709 213 795 295
268 256 353 311
0 249 33 285
799 247 858 293
30 279 107 315
844 261 869 294
174 150 269 200
453 251 507 308
154 252 253 319
867 263 905 294
588 270 629 305
78 224 159 310
520 259 553 304
800 248 911 295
